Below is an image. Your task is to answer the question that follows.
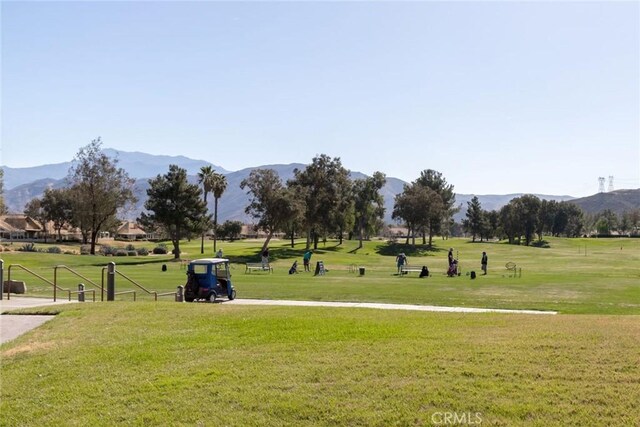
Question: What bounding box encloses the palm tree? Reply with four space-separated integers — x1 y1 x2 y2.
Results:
198 165 215 254
211 172 227 252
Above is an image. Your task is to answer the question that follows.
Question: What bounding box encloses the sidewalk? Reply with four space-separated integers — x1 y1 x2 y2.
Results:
230 299 558 315
1 296 556 345
1 297 78 345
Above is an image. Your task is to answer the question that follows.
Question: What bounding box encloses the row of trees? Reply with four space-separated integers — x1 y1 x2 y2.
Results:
463 195 585 245
8 140 637 258
136 154 387 258
239 155 387 252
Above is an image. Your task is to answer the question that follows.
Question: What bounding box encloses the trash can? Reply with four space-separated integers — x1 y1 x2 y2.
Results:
162 264 167 272
359 267 365 276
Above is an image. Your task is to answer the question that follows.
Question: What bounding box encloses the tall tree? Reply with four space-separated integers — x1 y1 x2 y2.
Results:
41 188 74 242
197 165 215 254
392 183 441 246
67 138 136 254
415 169 456 243
140 165 209 259
352 172 386 249
24 197 48 242
210 172 227 253
464 196 483 242
499 203 519 244
289 155 351 249
240 168 297 252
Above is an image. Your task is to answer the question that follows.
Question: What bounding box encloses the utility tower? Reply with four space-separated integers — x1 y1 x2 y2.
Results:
608 176 614 192
598 177 605 193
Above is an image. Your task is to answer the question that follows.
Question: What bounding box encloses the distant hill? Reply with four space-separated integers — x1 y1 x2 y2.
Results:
1 148 227 190
569 189 640 216
1 164 72 191
4 150 637 224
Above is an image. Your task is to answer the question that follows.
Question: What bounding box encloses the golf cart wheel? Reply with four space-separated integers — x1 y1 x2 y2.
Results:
208 292 217 303
229 289 236 301
185 296 194 302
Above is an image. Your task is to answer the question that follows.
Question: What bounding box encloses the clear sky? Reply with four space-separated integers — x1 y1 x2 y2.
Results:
2 1 639 197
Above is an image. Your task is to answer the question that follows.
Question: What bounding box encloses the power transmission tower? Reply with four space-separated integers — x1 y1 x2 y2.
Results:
598 177 605 193
608 176 614 192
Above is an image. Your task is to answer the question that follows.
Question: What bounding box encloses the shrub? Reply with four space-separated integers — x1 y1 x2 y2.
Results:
100 245 115 256
127 250 137 256
47 246 62 254
19 243 37 252
136 247 149 256
115 249 128 256
80 245 91 255
153 244 168 255
125 244 136 251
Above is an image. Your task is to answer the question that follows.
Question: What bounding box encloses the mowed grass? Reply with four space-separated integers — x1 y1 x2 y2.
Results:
2 236 639 314
1 303 639 426
2 238 639 425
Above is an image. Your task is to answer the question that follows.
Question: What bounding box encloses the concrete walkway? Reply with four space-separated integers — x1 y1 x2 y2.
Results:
0 296 556 345
230 299 558 315
0 297 78 345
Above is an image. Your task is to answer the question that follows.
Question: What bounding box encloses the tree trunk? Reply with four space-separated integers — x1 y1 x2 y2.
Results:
305 229 311 250
201 193 208 254
173 240 181 259
261 231 273 253
290 225 295 248
90 231 98 255
213 198 219 252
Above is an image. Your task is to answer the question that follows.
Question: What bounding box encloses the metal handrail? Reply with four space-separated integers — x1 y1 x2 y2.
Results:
114 270 158 301
68 288 96 302
7 264 70 301
54 265 101 292
157 291 178 299
114 290 137 301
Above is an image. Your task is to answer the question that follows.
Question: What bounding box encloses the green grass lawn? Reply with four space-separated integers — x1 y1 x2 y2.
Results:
2 236 639 314
1 237 639 425
2 303 638 426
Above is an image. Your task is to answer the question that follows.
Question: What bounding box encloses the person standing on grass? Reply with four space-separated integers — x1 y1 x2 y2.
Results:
481 251 488 275
448 248 454 267
303 249 313 272
396 252 407 274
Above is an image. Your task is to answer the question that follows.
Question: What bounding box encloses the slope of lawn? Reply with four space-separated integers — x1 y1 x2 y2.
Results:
1 303 639 426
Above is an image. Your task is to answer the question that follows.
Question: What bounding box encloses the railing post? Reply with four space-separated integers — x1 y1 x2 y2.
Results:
107 262 116 301
78 283 85 302
0 259 4 301
176 285 184 302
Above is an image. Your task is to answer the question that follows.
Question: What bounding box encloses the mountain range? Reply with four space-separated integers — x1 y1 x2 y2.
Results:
2 149 638 223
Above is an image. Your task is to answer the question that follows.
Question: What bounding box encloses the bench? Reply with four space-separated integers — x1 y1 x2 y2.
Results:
400 265 426 275
245 263 273 273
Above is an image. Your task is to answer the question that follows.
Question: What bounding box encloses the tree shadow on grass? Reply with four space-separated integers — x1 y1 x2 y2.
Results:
230 246 308 264
376 242 445 257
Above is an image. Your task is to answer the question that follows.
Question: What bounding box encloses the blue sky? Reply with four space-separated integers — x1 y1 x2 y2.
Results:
2 1 638 197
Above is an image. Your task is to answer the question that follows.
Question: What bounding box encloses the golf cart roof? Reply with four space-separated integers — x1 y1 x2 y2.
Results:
190 258 229 265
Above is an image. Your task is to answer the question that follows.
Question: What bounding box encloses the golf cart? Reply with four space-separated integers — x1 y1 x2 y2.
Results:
184 258 236 303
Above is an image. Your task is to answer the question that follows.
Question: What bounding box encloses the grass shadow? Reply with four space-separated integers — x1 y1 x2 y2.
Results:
376 242 445 257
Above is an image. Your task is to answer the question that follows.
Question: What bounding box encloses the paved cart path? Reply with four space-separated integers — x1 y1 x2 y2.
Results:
230 299 558 315
1 297 556 345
